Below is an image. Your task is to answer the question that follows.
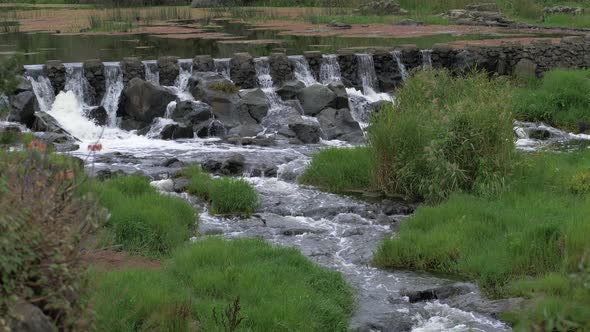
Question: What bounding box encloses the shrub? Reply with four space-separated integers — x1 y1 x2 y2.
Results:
368 69 514 203
91 238 354 332
513 69 590 132
183 165 258 217
569 169 590 195
0 56 18 95
0 149 101 330
300 146 374 193
91 175 196 256
208 81 239 94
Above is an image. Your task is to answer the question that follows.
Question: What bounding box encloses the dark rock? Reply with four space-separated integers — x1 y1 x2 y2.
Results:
327 82 349 109
9 301 57 332
394 19 424 26
173 177 190 193
117 78 176 128
465 3 499 12
44 60 65 95
32 112 73 138
202 159 223 173
160 124 195 140
401 283 475 303
83 59 105 103
14 76 32 94
359 0 408 15
513 58 538 79
269 52 293 86
239 88 269 123
120 57 145 84
157 56 179 86
193 55 214 72
316 108 364 143
84 106 108 126
7 91 38 128
381 199 414 215
202 153 245 176
96 169 126 181
277 80 306 100
191 0 227 7
195 119 226 138
528 128 552 140
230 53 257 89
296 84 337 116
251 165 278 177
161 157 185 168
224 136 276 147
171 100 213 126
289 120 321 144
228 123 264 137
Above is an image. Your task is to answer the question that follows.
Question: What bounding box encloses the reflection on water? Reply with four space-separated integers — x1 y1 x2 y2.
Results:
0 19 552 64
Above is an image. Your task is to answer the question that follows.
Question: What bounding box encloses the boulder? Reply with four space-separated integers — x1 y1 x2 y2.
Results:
83 59 105 102
239 88 269 123
327 82 349 109
160 124 194 140
9 301 57 332
269 52 293 85
202 153 245 176
190 72 250 128
117 78 176 128
317 108 364 143
195 119 226 138
193 55 214 72
230 53 257 89
359 0 408 15
157 56 179 86
32 112 72 137
400 283 475 303
7 91 38 128
84 106 108 126
14 76 33 94
171 100 213 126
120 57 145 84
277 80 306 100
296 84 337 116
513 58 538 79
44 60 65 95
228 123 264 137
289 119 321 144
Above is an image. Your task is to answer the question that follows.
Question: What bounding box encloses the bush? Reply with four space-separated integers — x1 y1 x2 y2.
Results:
91 238 354 331
373 151 590 328
569 169 590 194
183 165 258 217
208 82 239 94
368 69 514 203
513 69 590 132
91 175 196 256
300 147 374 193
0 149 101 330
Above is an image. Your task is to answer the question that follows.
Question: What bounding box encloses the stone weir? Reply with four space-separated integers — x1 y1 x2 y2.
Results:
30 36 590 97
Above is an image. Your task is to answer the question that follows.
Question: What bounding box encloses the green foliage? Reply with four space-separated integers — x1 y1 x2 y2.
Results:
569 169 590 194
208 81 240 94
183 165 258 217
513 69 590 132
91 175 196 256
0 56 19 95
373 151 590 328
300 147 373 193
368 69 514 203
0 150 101 330
91 237 354 332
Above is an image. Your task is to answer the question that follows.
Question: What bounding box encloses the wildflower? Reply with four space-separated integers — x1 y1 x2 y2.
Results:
66 169 74 180
27 140 47 153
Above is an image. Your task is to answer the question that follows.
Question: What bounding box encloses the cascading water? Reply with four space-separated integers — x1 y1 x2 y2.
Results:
254 57 282 110
320 54 341 84
421 49 433 69
24 65 55 113
101 63 124 127
289 55 316 86
64 63 93 105
214 58 232 81
356 53 378 94
174 59 193 97
48 91 106 141
143 60 160 85
392 50 409 81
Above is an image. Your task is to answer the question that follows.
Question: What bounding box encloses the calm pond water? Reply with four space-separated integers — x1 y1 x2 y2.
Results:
0 19 548 64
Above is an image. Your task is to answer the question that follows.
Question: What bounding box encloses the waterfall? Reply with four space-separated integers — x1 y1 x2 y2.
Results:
64 63 92 105
320 54 341 84
165 100 177 119
392 50 409 81
289 55 316 86
421 49 433 69
101 63 124 127
214 58 232 81
254 57 282 110
143 60 160 85
175 59 193 92
49 91 105 140
356 54 378 94
24 65 55 113
146 117 176 139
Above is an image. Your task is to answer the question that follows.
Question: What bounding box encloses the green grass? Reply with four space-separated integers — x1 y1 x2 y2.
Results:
91 237 354 331
513 69 590 133
90 175 197 256
308 14 450 25
368 69 514 203
372 151 590 330
299 146 373 194
183 165 258 216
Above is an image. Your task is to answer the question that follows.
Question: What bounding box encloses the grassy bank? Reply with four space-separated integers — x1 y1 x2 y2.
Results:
513 69 590 133
91 237 354 331
373 151 590 330
183 165 258 216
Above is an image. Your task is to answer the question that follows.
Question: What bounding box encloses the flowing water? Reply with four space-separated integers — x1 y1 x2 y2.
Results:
392 50 409 81
64 63 92 105
289 55 317 86
320 54 342 84
421 49 433 69
356 54 379 95
143 60 160 85
101 63 125 127
214 58 232 81
17 59 544 332
173 59 194 101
